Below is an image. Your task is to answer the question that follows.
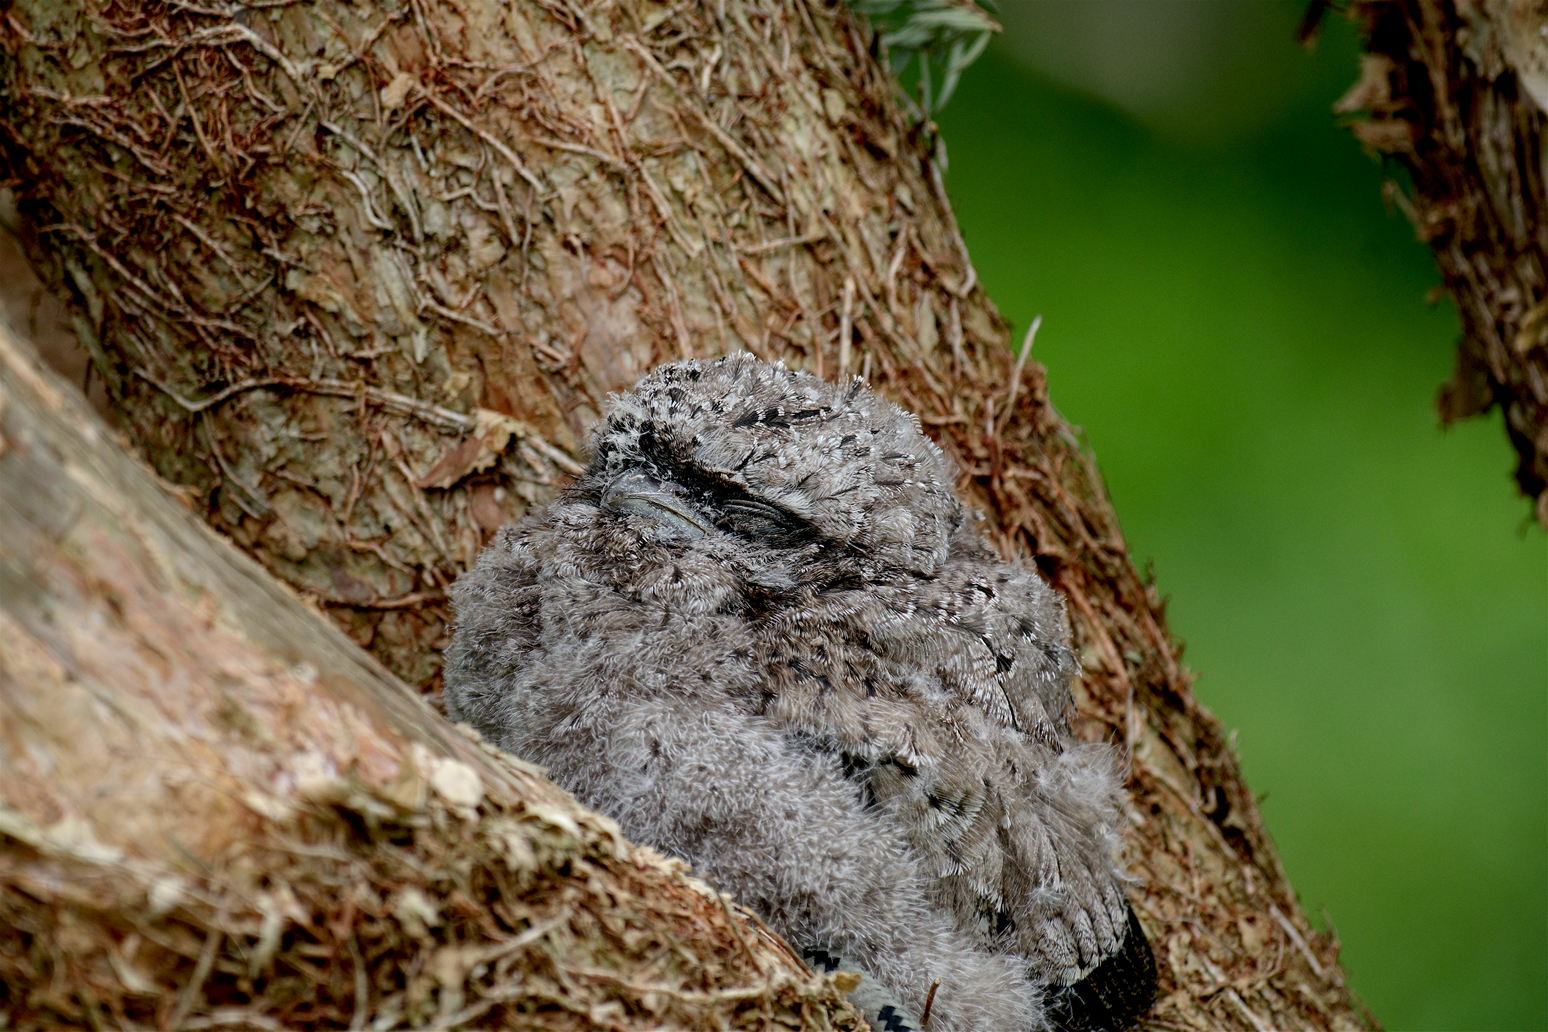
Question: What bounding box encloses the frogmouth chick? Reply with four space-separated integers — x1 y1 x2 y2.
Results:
445 354 1156 1031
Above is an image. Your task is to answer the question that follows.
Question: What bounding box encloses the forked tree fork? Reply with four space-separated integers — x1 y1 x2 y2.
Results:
0 0 1376 1028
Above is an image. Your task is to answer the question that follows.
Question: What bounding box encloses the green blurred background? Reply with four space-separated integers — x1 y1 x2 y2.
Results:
931 3 1547 1029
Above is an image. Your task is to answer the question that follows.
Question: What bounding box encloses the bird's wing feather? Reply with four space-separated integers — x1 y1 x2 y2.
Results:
752 570 1129 987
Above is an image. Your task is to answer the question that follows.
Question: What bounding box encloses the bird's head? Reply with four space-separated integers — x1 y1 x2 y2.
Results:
580 354 962 578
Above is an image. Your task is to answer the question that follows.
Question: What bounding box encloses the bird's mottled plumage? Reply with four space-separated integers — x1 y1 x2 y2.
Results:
445 354 1156 1031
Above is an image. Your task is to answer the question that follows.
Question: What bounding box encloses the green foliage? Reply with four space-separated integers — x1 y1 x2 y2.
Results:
846 0 997 112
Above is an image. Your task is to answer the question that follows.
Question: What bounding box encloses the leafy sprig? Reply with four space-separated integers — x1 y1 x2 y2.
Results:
848 0 1000 113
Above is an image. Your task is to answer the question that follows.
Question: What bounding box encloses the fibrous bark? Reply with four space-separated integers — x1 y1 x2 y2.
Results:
0 0 1373 1028
1333 0 1548 524
0 319 863 1029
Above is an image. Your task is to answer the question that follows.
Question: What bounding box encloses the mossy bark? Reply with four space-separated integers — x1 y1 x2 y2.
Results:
0 1 1373 1028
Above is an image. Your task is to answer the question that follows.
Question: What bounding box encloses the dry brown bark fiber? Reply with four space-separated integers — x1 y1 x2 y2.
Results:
0 0 1373 1028
1335 0 1548 525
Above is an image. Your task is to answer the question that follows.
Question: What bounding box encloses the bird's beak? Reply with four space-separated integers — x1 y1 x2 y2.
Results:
601 470 711 538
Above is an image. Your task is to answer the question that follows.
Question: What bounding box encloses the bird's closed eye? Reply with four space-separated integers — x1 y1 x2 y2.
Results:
719 498 805 540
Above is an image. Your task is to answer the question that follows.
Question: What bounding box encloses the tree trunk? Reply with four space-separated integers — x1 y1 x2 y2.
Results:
0 318 863 1029
0 1 1372 1028
1333 0 1548 525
